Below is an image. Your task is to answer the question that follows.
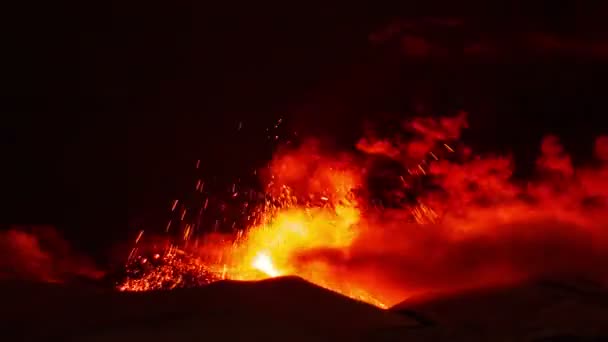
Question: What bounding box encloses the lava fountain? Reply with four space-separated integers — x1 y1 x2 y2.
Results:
119 113 608 308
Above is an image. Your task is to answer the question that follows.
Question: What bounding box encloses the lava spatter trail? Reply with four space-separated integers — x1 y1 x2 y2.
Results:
119 113 608 308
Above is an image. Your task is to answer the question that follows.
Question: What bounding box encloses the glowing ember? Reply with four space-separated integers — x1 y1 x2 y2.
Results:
118 113 608 309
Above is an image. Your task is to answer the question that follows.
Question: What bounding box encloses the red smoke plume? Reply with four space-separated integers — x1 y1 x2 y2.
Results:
255 113 608 304
0 226 103 283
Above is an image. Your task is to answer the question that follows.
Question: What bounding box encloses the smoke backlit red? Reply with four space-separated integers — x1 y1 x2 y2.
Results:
119 113 608 308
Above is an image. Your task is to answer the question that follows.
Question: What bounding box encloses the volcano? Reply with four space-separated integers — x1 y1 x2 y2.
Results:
1 277 413 340
2 277 607 341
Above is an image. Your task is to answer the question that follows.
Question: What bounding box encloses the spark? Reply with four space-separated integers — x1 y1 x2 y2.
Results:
180 209 187 221
135 230 144 244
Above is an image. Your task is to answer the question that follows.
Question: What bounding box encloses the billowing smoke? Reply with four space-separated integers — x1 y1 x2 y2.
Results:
264 113 608 304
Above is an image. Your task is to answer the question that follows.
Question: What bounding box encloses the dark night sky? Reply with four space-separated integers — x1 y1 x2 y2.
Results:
2 2 607 263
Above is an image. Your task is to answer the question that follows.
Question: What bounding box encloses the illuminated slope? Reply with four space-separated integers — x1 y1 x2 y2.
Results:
1 277 415 341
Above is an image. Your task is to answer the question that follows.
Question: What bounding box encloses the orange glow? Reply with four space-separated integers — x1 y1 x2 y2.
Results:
211 148 390 305
251 252 279 277
119 114 608 308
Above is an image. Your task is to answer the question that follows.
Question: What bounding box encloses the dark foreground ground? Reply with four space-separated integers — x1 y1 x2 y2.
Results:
1 277 607 341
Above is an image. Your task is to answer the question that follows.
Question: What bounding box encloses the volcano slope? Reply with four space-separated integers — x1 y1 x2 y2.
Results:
2 277 608 341
389 279 608 341
0 276 415 341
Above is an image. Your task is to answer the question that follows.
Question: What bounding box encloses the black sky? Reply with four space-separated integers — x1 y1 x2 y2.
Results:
2 1 607 263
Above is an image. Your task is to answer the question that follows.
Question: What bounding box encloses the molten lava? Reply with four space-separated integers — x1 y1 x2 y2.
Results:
119 113 608 308
251 252 279 277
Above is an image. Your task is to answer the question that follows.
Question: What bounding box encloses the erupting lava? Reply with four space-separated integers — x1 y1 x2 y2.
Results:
251 252 279 277
119 113 608 308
